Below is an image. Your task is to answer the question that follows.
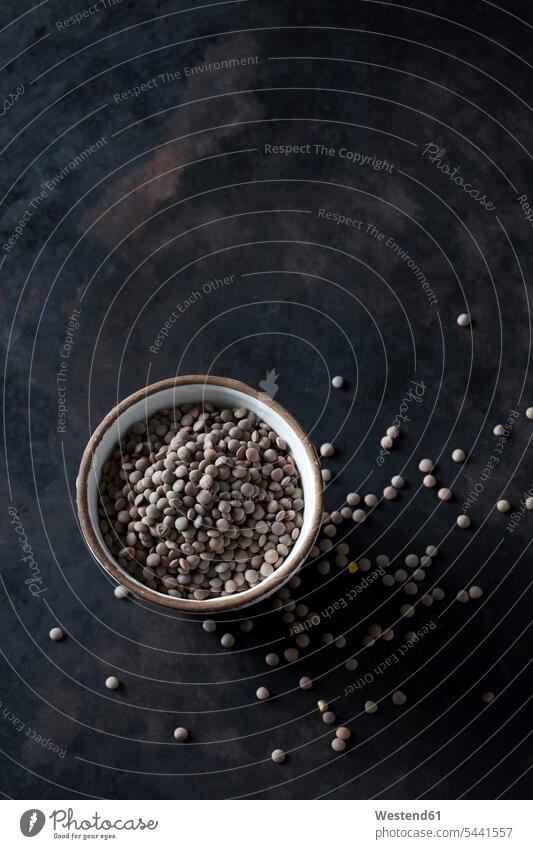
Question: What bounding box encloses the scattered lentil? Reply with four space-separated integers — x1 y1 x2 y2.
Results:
457 514 471 528
332 376 344 389
271 748 286 764
284 647 299 662
346 492 360 506
497 499 511 512
336 726 351 741
105 676 120 690
220 633 235 648
457 313 470 326
49 627 64 641
331 738 346 752
173 727 189 741
299 676 313 690
256 686 270 700
392 690 407 706
97 402 302 600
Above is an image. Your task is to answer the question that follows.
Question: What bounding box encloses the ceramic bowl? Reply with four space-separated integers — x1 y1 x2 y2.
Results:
77 375 323 613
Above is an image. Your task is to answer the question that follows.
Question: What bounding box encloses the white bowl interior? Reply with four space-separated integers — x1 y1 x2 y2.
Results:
86 382 320 606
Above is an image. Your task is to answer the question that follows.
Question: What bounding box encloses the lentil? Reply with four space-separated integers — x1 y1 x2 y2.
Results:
336 726 351 741
392 690 407 706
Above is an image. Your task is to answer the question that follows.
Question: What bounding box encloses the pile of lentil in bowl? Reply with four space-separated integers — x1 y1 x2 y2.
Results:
97 402 304 600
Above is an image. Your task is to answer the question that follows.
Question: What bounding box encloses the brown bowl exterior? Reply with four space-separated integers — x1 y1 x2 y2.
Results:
76 375 323 613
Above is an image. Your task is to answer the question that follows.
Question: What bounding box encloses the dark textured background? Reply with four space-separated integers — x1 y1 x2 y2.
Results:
1 0 532 800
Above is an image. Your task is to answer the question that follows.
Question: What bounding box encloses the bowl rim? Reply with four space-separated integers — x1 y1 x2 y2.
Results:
76 374 323 614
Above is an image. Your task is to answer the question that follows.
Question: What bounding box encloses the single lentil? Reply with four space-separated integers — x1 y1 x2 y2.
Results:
497 499 511 512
